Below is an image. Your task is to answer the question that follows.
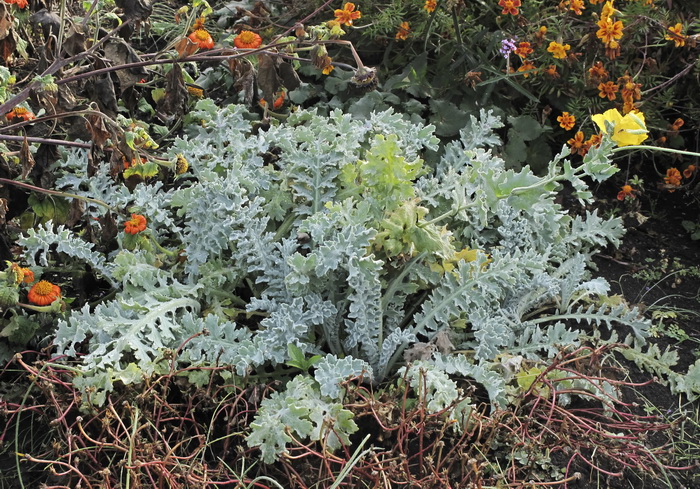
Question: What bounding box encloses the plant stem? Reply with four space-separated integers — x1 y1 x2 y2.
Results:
612 145 700 158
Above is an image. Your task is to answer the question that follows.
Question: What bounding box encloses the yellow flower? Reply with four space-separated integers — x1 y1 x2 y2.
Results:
596 18 623 46
395 21 410 40
665 23 685 48
322 64 335 75
424 0 437 13
600 0 618 21
547 41 570 59
591 108 648 147
569 0 585 15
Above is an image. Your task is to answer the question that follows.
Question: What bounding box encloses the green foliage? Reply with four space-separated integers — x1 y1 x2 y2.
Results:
19 102 666 461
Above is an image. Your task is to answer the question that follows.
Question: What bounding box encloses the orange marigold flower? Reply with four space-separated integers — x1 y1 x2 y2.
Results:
588 61 608 83
544 64 559 78
683 164 696 179
514 42 533 58
568 131 586 155
547 41 570 59
517 60 536 77
234 30 263 49
27 280 61 306
665 23 685 48
188 29 215 50
558 112 576 130
334 2 362 26
6 0 28 8
600 1 618 21
5 107 36 122
322 64 335 75
424 0 437 13
598 81 619 101
395 21 410 40
569 0 585 15
664 168 682 190
596 18 623 46
498 0 521 15
125 214 147 235
617 184 636 201
585 133 603 150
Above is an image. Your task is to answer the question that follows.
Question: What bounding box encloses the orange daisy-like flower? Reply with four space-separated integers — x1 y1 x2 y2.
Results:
665 23 685 48
5 107 36 122
683 164 696 179
424 0 437 13
322 64 335 75
664 168 682 190
188 29 215 50
617 184 636 201
598 81 619 101
334 2 362 26
234 30 263 49
125 214 147 235
514 42 533 58
27 280 62 306
596 18 623 46
558 112 576 130
498 0 521 15
260 91 286 110
584 133 603 153
395 21 410 40
547 41 570 59
568 131 586 155
517 60 537 78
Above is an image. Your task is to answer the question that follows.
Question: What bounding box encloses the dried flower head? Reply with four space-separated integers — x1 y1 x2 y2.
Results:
28 280 61 306
175 154 189 175
351 66 378 91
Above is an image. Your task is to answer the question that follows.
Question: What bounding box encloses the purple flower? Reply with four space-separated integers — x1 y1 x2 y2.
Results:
500 37 518 57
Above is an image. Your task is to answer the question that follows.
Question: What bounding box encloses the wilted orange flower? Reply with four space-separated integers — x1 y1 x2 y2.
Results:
188 29 215 50
424 0 437 12
544 64 559 78
569 0 585 15
596 18 623 46
588 61 608 83
585 133 603 151
334 3 362 26
558 112 576 130
517 60 536 77
535 26 548 42
664 168 682 190
234 30 263 49
125 214 147 234
514 42 533 58
5 107 36 122
260 91 286 110
21 268 35 284
683 165 696 179
27 280 61 306
395 21 410 40
322 64 335 75
498 0 521 15
568 131 586 155
617 185 635 201
620 76 641 102
672 118 684 130
665 23 685 47
547 41 570 59
598 81 619 100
